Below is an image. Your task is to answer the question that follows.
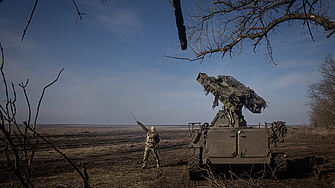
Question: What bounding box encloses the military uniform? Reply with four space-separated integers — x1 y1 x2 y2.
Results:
137 121 160 168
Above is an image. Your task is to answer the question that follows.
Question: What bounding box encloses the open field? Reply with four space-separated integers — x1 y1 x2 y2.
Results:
1 125 335 187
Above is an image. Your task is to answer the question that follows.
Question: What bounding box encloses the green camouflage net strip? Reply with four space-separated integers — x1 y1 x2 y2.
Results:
196 73 267 113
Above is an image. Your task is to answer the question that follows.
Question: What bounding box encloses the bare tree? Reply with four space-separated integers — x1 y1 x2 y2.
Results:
21 0 92 41
175 0 335 64
0 43 90 188
306 53 335 129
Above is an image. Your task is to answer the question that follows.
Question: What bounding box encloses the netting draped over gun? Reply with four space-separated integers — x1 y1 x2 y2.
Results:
196 72 267 127
131 112 161 168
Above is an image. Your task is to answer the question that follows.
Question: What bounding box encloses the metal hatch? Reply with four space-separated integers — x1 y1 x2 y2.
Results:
206 129 237 158
238 129 269 158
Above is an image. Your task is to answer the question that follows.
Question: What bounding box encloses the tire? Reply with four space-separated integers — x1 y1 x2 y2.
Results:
188 147 202 180
271 153 287 173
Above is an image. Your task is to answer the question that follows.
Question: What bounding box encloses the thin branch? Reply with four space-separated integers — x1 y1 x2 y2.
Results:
0 112 28 187
23 121 90 187
327 28 335 38
9 83 17 124
19 80 31 126
33 68 64 130
163 52 204 63
0 43 12 132
174 0 335 63
72 0 86 22
21 0 38 41
194 13 335 59
303 0 315 41
22 0 88 40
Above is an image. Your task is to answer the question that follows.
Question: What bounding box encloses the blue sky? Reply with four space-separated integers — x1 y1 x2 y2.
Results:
0 0 334 125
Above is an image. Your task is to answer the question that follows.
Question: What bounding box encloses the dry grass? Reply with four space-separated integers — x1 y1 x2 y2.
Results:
2 125 335 188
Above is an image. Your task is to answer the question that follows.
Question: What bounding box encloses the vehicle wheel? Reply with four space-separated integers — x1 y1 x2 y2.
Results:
188 147 202 180
271 153 287 173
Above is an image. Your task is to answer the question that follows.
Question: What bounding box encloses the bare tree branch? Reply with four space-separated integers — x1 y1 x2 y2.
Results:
196 12 335 56
1 43 89 187
0 43 11 132
33 68 64 130
21 0 88 41
21 0 38 41
23 121 91 188
178 0 335 63
19 80 31 126
71 0 86 22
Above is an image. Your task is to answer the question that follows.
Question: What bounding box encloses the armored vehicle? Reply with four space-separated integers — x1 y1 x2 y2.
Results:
188 73 286 179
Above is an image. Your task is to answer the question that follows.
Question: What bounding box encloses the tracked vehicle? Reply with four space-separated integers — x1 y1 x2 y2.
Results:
188 73 286 179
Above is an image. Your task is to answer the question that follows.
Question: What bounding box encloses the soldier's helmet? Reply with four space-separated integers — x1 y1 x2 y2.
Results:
151 126 156 132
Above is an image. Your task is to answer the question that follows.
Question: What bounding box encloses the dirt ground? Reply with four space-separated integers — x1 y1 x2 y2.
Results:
1 124 335 188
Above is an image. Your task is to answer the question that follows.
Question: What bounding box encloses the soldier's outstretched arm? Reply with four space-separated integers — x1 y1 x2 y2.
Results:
137 121 149 133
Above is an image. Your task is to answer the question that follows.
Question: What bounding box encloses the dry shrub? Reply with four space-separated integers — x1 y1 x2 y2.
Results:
311 156 335 180
202 165 278 188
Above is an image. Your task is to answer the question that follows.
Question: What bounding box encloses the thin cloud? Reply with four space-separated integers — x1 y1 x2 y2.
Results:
272 71 315 89
0 28 36 54
81 1 144 42
277 59 319 69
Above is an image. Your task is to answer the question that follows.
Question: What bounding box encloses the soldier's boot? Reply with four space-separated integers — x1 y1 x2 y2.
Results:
156 161 160 168
141 162 147 169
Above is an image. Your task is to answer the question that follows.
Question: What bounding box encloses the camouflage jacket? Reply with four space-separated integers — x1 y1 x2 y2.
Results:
145 131 160 148
138 121 160 148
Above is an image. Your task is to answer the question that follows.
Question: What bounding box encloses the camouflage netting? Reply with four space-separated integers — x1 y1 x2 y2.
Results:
196 73 267 113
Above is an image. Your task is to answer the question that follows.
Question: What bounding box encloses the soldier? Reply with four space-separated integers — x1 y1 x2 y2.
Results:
137 121 160 168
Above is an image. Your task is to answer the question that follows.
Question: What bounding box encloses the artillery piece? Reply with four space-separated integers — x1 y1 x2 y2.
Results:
197 72 267 127
188 73 286 179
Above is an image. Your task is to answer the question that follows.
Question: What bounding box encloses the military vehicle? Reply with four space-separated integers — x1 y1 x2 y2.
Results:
188 73 286 179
